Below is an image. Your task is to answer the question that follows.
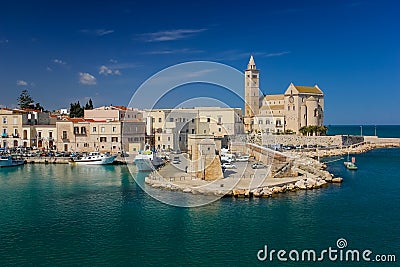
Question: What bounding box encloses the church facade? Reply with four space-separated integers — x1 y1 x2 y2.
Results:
244 56 324 134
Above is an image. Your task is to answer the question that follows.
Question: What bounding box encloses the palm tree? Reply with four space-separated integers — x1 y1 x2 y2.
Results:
317 126 328 136
299 126 308 136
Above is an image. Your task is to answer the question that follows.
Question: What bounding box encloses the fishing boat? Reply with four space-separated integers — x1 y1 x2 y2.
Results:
69 152 117 165
0 155 25 167
344 153 358 170
346 162 358 170
134 148 164 171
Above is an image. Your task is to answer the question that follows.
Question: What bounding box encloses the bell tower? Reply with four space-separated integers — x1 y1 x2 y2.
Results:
244 55 260 133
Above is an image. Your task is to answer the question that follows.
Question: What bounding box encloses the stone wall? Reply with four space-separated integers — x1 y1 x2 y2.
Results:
261 135 341 147
261 134 365 147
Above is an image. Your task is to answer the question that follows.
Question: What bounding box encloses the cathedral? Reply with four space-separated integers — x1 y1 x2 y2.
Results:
244 56 324 134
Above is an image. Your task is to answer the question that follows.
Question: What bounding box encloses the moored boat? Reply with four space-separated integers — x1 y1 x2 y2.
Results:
69 152 117 165
0 155 25 167
346 162 358 170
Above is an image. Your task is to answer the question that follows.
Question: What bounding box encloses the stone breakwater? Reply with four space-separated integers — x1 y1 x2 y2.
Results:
144 156 344 199
290 141 400 159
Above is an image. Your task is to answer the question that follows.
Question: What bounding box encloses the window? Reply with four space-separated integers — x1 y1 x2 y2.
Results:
49 132 53 138
62 131 67 139
191 129 195 134
112 137 118 142
157 136 160 141
93 127 97 132
152 118 155 123
191 119 194 123
81 127 86 134
218 128 221 132
74 127 79 134
134 137 139 142
38 132 42 138
167 137 170 141
218 117 222 124
259 120 263 125
170 118 174 122
158 118 162 123
2 117 6 124
100 137 107 142
293 106 295 111
101 127 105 133
207 118 210 122
112 126 116 132
266 119 270 125
288 106 290 111
203 130 206 133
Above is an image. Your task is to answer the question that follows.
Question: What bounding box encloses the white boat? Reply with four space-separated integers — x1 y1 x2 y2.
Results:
0 155 25 167
69 152 117 165
134 150 164 171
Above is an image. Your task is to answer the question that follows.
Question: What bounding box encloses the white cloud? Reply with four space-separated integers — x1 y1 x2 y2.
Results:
96 29 114 36
80 29 114 36
139 28 207 42
79 72 97 85
0 39 9 44
46 66 53 72
265 51 291 57
53 58 66 65
144 48 204 55
16 80 28 86
99 65 121 76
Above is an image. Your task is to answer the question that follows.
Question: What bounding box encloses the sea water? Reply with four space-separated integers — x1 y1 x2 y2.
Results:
0 146 399 266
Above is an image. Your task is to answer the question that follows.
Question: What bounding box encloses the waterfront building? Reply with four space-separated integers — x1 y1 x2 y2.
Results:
55 106 146 153
0 108 56 149
244 56 325 134
144 107 243 151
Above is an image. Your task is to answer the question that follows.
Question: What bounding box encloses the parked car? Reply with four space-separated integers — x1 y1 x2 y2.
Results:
222 162 236 169
172 156 181 164
236 155 249 162
251 162 265 169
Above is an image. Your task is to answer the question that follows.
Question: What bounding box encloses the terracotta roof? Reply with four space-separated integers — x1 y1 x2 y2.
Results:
264 94 284 101
294 86 323 94
113 105 128 110
66 118 87 123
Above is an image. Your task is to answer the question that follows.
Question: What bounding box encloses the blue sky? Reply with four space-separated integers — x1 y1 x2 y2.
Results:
0 0 399 124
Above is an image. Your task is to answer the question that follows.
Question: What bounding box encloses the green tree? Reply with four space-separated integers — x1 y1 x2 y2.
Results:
84 98 94 110
17 89 34 109
69 101 84 118
299 126 307 136
317 126 328 136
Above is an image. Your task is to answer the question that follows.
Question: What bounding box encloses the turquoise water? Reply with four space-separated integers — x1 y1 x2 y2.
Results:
0 149 399 266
